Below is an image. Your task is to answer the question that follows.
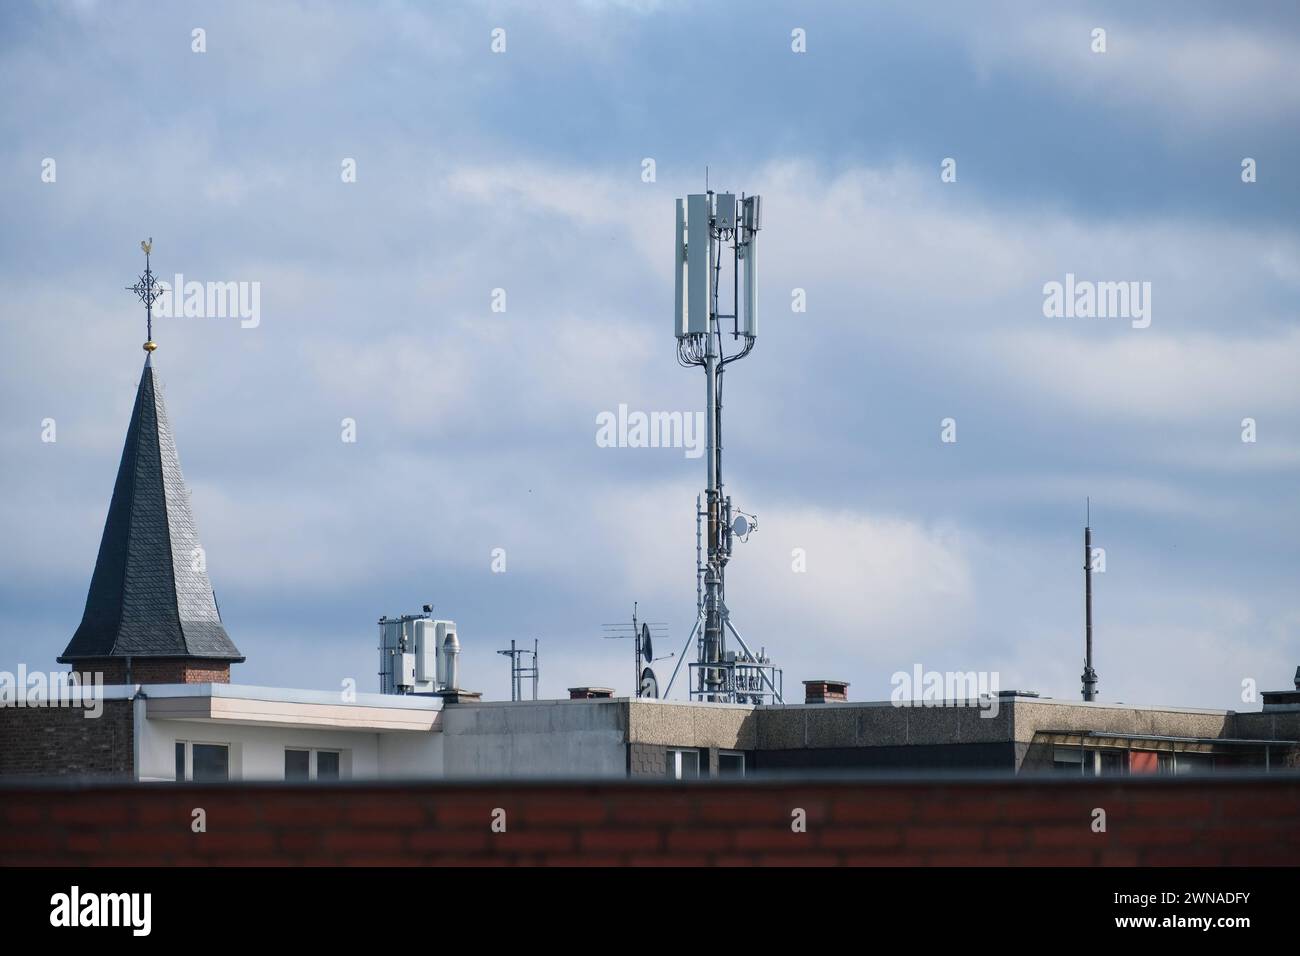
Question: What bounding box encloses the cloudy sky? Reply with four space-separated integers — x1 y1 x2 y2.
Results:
1 0 1297 708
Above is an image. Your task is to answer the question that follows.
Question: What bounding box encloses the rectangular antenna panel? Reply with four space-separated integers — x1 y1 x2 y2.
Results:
433 621 447 686
414 619 437 683
674 198 687 337
741 195 760 337
715 193 736 230
685 193 712 335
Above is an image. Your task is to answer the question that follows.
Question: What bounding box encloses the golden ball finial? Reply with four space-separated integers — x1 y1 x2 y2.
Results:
143 341 158 352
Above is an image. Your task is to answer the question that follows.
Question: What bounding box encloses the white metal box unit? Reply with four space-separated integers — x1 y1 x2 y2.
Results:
413 618 438 683
378 614 457 694
397 652 417 689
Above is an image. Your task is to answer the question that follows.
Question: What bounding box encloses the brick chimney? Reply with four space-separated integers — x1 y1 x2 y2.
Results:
569 687 615 699
803 679 849 704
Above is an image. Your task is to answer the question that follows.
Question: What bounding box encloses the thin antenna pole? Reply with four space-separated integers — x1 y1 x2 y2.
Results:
1081 499 1098 702
1085 525 1092 687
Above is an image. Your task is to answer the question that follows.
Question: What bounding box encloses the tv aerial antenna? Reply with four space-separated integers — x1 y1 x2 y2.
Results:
601 602 672 698
662 187 783 705
496 639 539 701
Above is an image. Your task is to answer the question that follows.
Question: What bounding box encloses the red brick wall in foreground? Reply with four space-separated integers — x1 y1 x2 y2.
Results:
2 777 1297 867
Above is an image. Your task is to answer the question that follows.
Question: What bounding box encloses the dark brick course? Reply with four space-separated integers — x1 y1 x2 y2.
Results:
2 776 1296 866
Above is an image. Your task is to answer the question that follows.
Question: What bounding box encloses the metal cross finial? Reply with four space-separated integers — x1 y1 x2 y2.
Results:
127 237 162 352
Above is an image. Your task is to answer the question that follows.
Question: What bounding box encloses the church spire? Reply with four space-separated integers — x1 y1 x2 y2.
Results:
60 242 243 682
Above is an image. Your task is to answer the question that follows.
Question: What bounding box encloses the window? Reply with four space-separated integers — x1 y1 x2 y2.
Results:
1052 747 1126 776
317 751 340 781
1170 752 1214 775
192 743 229 782
283 748 344 781
1052 747 1084 774
667 748 701 779
174 741 230 781
718 751 746 778
285 749 310 781
175 741 230 781
1097 750 1125 776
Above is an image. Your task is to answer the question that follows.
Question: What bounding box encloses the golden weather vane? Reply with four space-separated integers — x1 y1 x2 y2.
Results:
126 237 162 352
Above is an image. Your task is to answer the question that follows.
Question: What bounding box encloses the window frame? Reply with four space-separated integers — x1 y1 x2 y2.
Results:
718 750 746 778
283 746 346 781
174 739 231 782
666 747 702 780
284 747 311 781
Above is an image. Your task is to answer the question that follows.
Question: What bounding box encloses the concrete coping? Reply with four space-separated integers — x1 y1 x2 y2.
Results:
83 686 1240 717
90 683 442 711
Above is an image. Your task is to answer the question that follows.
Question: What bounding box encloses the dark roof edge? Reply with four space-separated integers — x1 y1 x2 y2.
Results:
56 652 246 663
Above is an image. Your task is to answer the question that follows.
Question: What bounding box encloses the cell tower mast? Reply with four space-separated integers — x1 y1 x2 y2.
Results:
663 189 782 705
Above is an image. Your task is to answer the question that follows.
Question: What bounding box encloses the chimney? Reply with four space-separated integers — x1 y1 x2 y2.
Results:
435 688 482 705
568 686 615 700
1261 667 1300 712
802 679 849 704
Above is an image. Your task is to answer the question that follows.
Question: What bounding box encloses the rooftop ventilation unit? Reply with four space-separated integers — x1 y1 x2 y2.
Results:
378 609 458 695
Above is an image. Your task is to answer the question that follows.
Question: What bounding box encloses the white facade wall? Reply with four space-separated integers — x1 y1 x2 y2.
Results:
138 717 442 781
128 685 443 782
378 729 443 779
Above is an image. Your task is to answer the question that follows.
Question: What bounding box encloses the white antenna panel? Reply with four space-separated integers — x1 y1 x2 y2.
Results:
685 193 712 335
741 195 761 338
674 198 687 337
715 193 736 230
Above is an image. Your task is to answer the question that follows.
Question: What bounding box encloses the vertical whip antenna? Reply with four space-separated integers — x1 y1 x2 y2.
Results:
1081 498 1098 702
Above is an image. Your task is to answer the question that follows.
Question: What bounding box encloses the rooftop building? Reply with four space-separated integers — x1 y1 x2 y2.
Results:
4 679 1298 782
